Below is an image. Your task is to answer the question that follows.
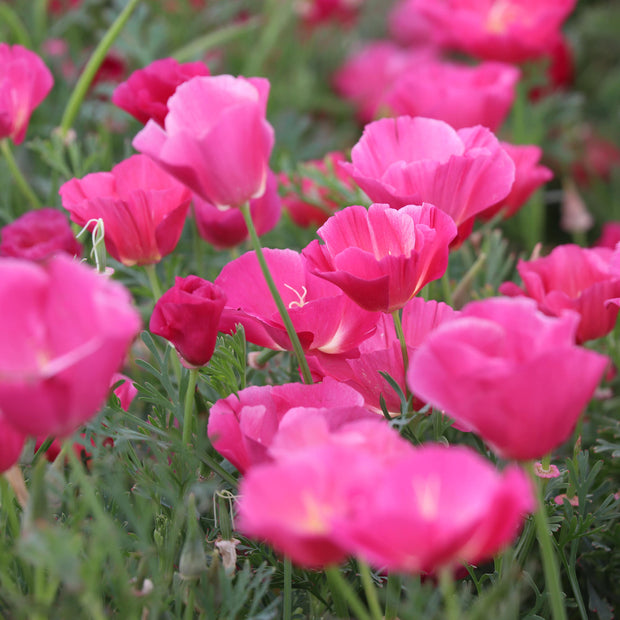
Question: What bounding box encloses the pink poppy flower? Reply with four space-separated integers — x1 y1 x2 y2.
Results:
215 248 381 354
303 203 456 313
59 154 192 266
150 276 226 368
342 116 515 241
207 378 372 473
499 244 620 343
407 297 609 460
0 416 26 473
133 75 274 209
112 57 210 126
0 208 82 261
338 444 534 574
0 255 141 438
295 0 362 28
595 223 620 250
193 170 281 249
111 373 137 411
0 44 54 144
384 60 520 131
478 142 552 220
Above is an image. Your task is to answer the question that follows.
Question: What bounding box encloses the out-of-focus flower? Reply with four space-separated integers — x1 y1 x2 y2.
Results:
0 208 82 261
478 142 552 221
133 75 274 209
0 416 26 473
111 373 137 411
193 170 281 248
150 276 226 368
499 244 620 343
408 297 608 460
59 154 192 266
0 255 141 438
0 44 54 144
342 116 515 242
595 223 620 250
303 203 456 312
112 58 210 126
295 0 362 28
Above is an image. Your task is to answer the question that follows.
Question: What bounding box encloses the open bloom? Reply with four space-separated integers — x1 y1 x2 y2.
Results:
499 244 620 343
342 116 515 241
59 154 192 266
0 208 82 261
150 276 226 367
0 44 54 144
303 203 456 312
0 255 141 438
133 75 274 209
407 297 609 460
112 57 210 126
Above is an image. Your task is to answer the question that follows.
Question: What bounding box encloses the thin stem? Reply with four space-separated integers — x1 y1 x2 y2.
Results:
324 567 372 620
357 560 383 620
283 556 292 620
144 264 163 300
526 462 567 620
384 573 401 620
325 567 349 618
199 451 238 488
392 309 409 375
240 202 313 384
1 139 42 210
452 252 487 310
59 0 141 137
0 4 31 47
438 567 460 620
182 367 199 446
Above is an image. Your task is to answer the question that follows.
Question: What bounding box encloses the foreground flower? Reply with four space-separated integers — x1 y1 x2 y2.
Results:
150 276 226 367
0 44 54 144
133 75 274 209
0 255 141 437
303 203 456 312
59 154 192 266
0 208 82 261
342 116 515 241
499 244 620 343
112 57 210 126
408 297 608 460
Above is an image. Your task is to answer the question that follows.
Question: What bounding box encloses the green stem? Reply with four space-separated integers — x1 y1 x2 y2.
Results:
438 567 460 620
0 474 21 539
182 367 199 446
59 0 141 137
200 451 238 488
357 560 382 620
452 252 487 310
0 4 32 47
1 139 42 210
541 453 551 471
324 567 372 620
144 264 163 300
526 462 567 620
384 573 401 620
392 309 409 375
283 556 292 620
325 567 349 618
240 202 313 384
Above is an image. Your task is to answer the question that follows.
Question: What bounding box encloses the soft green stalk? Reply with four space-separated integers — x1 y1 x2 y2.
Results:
384 573 401 620
0 4 32 47
240 202 313 384
182 367 199 446
438 567 460 620
526 462 568 620
392 309 409 376
59 0 141 137
283 556 292 620
325 567 372 620
144 264 163 300
325 567 349 618
200 451 237 488
357 560 383 620
1 139 42 210
452 251 487 309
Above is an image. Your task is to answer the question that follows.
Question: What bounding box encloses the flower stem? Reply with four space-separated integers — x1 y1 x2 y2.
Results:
240 202 313 384
182 367 199 446
144 264 163 300
59 0 141 137
283 556 292 620
526 462 567 620
392 309 409 375
1 139 42 210
357 560 383 620
325 567 372 620
438 567 460 620
384 573 401 620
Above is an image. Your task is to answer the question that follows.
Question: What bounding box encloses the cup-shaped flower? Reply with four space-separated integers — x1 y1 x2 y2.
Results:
193 170 281 249
59 154 192 266
384 60 520 131
215 248 381 354
478 142 553 221
303 203 457 312
0 44 54 144
0 208 82 261
133 75 274 209
207 378 372 473
112 57 210 126
342 116 515 240
338 444 535 574
407 297 609 460
499 244 620 343
150 276 226 368
0 255 141 438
